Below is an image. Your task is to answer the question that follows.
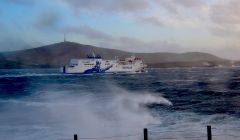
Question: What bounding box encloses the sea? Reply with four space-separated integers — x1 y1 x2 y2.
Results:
0 68 240 140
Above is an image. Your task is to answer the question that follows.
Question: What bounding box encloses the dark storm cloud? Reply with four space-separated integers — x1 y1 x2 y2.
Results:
62 0 149 13
62 25 114 41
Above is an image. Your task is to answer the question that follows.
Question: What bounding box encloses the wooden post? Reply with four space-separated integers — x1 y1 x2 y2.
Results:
207 125 212 140
74 134 78 140
144 128 148 140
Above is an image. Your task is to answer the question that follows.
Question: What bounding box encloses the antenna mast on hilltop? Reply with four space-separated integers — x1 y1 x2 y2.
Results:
64 33 66 42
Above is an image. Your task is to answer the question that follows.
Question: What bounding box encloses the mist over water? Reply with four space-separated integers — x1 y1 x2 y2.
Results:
0 68 240 140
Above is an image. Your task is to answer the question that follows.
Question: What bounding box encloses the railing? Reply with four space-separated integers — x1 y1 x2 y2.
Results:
61 125 240 140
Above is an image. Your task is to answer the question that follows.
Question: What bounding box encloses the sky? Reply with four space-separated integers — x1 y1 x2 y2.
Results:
0 0 240 60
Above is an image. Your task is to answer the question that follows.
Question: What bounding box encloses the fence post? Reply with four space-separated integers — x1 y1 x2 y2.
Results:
207 125 212 140
74 134 78 140
144 128 148 140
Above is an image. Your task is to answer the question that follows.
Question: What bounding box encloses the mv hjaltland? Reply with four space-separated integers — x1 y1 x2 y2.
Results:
61 53 147 74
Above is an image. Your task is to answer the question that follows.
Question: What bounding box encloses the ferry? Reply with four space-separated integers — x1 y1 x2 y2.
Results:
61 54 147 74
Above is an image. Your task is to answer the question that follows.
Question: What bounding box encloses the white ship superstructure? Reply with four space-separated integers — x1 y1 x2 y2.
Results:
61 55 147 74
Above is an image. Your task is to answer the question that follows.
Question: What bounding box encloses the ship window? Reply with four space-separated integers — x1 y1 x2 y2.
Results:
123 66 132 69
84 63 95 66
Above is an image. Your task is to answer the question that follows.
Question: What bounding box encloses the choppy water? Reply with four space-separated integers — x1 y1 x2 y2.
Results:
0 68 240 140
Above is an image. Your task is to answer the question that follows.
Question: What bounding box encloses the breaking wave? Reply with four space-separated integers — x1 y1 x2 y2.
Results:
0 85 172 140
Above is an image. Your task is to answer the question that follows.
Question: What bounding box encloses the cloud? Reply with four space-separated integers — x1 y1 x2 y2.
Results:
210 44 240 60
60 25 184 53
138 16 164 27
61 0 149 13
34 11 61 31
0 37 31 51
210 0 240 25
1 0 240 59
208 0 240 38
117 37 183 52
137 0 209 28
154 0 205 15
98 36 183 53
0 22 29 51
173 0 205 8
209 25 240 38
62 25 114 41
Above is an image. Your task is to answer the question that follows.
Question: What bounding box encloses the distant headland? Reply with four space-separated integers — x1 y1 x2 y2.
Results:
0 41 238 69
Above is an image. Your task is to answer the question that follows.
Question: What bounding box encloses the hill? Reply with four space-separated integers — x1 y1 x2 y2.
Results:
0 41 232 68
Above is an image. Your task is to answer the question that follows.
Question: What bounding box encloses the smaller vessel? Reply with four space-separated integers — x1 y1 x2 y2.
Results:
61 54 147 74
